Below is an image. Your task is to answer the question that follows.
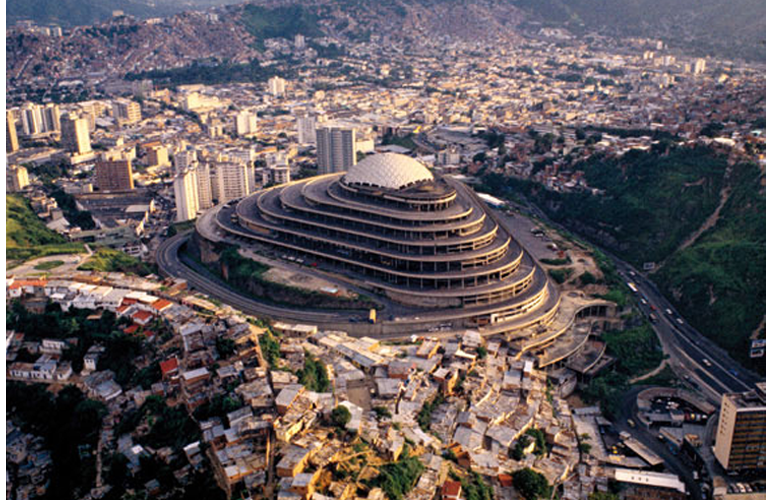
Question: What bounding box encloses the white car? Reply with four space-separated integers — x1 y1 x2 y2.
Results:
666 308 673 315
676 318 684 325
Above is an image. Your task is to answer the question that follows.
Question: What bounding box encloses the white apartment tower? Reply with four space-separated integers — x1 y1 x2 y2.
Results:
316 126 356 174
235 111 258 136
694 58 707 75
212 162 250 203
174 168 200 222
268 76 287 97
297 115 317 145
196 163 214 210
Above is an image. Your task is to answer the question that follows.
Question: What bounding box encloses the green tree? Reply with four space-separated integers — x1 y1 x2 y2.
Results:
331 405 351 428
512 468 551 500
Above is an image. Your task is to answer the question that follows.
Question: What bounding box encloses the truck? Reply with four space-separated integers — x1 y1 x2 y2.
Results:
368 309 377 324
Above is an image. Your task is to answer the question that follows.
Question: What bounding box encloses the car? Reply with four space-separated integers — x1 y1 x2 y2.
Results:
627 419 636 428
666 308 673 315
676 318 684 325
640 298 648 305
729 369 739 377
702 358 713 367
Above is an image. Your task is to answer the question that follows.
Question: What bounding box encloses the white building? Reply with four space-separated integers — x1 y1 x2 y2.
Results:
212 162 250 203
297 115 317 145
174 147 198 174
235 111 258 136
7 165 30 192
196 163 214 210
694 58 706 75
268 76 287 98
174 168 200 222
316 126 356 174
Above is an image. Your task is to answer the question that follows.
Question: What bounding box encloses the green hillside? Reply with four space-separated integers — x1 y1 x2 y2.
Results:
481 146 765 369
655 162 765 372
6 194 83 262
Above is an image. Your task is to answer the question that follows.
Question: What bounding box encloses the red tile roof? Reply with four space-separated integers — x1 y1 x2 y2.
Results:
442 480 462 498
160 358 179 376
132 310 153 324
124 324 140 335
151 299 173 311
498 474 513 487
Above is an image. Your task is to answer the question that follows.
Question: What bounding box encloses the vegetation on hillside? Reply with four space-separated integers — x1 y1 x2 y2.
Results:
482 146 765 370
6 194 84 261
78 247 153 276
205 244 375 310
582 325 664 417
7 382 106 500
127 58 288 87
240 4 322 47
655 162 766 372
371 455 425 500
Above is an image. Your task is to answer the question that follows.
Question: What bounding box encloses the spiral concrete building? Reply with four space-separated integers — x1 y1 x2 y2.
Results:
194 153 560 329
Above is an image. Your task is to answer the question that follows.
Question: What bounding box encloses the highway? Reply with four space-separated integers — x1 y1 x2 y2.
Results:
501 200 762 405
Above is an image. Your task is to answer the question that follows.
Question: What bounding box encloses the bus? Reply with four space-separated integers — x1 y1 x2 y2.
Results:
627 282 639 294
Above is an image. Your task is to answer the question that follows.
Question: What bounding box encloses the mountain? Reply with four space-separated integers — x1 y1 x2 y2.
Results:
511 0 766 62
6 0 242 27
7 0 764 61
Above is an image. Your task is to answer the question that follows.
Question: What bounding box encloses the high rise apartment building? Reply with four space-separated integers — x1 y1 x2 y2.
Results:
113 99 142 125
60 114 92 155
95 157 135 191
19 103 60 137
268 76 286 97
316 126 356 174
174 168 200 222
212 162 250 203
714 384 766 472
196 163 214 210
235 111 258 136
7 110 19 153
297 115 317 145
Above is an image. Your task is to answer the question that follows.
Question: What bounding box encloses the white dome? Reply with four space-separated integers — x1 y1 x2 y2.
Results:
343 153 434 190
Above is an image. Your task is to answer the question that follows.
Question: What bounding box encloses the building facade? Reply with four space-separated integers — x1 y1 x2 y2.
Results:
60 114 92 155
7 110 19 152
95 158 135 192
174 168 200 222
714 384 766 472
316 126 356 174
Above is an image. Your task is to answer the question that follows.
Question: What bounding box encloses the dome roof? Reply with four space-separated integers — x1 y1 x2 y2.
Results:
343 153 434 190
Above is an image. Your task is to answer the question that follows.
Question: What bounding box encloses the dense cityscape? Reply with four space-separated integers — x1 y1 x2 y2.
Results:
4 3 766 500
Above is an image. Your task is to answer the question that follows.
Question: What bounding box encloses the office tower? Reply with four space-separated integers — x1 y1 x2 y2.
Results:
60 114 92 155
297 115 317 145
268 76 286 97
7 110 19 153
6 165 30 192
113 99 142 125
316 126 356 174
212 162 249 203
235 111 258 136
714 384 766 472
294 34 306 49
95 157 135 191
196 163 213 210
174 168 200 222
694 59 707 75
